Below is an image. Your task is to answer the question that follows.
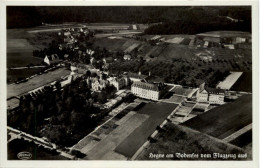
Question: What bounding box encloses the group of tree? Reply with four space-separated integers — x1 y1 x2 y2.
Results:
8 77 101 147
144 19 251 35
8 6 251 33
108 59 231 88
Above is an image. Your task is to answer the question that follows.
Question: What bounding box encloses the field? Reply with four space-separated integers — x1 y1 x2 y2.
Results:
7 68 43 84
8 139 69 160
136 123 248 160
75 102 177 160
216 72 243 90
7 52 43 68
7 29 51 67
93 35 251 64
231 72 252 92
230 130 252 148
7 68 70 99
114 102 178 158
84 112 149 160
182 94 252 139
73 106 132 151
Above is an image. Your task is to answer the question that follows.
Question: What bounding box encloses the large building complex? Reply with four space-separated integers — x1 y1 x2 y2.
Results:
131 81 163 101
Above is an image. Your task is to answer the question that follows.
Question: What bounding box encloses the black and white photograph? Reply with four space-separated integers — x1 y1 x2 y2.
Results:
1 1 259 168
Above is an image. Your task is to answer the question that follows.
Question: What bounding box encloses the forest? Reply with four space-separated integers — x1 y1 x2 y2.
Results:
7 6 251 33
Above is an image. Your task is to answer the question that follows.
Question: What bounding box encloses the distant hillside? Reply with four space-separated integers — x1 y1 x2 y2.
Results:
7 6 251 33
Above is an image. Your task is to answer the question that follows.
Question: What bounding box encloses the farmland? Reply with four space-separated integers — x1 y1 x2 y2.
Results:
136 123 248 160
76 102 177 160
7 68 43 84
182 94 252 139
114 102 178 158
7 29 49 82
231 72 252 92
84 112 149 160
7 68 70 99
216 72 243 90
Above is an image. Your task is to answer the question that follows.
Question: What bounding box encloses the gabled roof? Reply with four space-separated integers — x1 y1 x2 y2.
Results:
205 87 225 94
132 81 159 91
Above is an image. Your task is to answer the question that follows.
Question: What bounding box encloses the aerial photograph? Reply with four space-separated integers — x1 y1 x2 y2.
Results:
6 6 252 161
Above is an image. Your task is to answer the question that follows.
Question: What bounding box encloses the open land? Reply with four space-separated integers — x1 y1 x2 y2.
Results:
217 72 243 90
7 68 70 99
85 112 149 160
7 68 43 84
114 102 178 158
136 122 247 160
231 72 252 92
182 94 252 139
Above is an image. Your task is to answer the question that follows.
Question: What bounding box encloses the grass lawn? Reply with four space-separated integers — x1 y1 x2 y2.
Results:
136 123 248 160
182 94 252 139
8 139 69 160
114 102 178 158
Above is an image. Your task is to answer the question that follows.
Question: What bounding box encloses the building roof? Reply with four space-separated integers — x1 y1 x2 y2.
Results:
132 81 159 91
205 87 225 94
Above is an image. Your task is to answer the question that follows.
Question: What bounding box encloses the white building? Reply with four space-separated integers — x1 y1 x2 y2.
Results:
197 82 225 104
131 81 162 101
109 76 129 90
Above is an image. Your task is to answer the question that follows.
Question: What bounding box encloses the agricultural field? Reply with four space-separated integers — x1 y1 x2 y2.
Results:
7 68 70 99
182 94 252 139
75 102 177 160
230 130 252 148
114 102 178 158
84 112 149 160
136 123 248 160
216 71 243 90
7 52 43 68
231 72 252 92
7 68 43 84
7 29 51 82
7 29 55 66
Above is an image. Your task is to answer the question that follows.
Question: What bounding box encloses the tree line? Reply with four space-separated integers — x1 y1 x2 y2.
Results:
8 6 251 32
